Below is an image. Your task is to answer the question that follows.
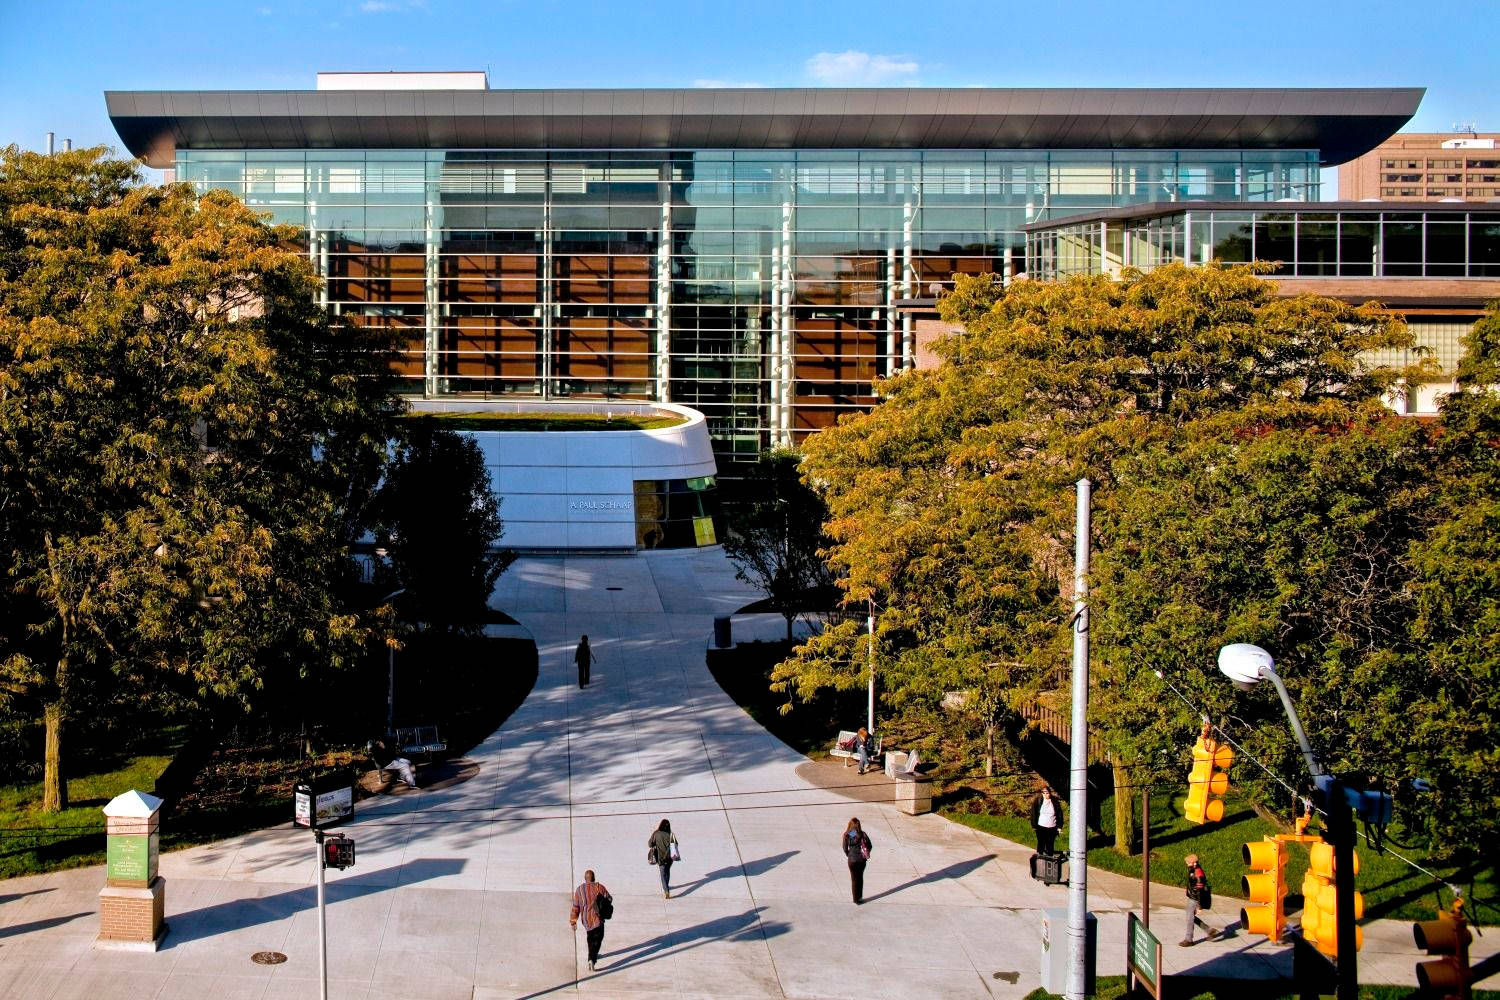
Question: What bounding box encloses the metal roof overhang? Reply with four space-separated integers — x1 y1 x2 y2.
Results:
105 87 1424 169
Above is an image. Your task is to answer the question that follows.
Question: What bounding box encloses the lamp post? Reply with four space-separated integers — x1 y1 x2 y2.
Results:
378 588 406 735
1216 643 1356 1000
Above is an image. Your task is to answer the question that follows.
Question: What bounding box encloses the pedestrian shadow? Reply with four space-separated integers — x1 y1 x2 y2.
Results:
862 854 996 904
670 850 799 898
0 887 55 906
160 858 465 947
513 906 790 999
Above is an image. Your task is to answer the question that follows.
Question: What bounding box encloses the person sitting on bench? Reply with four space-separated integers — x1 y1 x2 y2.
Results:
371 740 418 788
854 727 877 775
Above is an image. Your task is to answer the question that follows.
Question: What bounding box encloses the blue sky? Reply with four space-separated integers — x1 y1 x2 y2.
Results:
2 0 1497 195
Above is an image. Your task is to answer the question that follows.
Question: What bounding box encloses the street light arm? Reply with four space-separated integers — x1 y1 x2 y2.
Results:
1259 665 1325 778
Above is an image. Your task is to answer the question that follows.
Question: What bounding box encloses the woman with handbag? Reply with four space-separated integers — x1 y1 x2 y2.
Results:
842 817 873 904
648 818 680 898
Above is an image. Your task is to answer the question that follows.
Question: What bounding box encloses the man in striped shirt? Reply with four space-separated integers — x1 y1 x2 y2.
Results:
569 869 612 971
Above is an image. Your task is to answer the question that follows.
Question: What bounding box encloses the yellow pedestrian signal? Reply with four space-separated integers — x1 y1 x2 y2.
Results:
1184 725 1233 824
1301 840 1363 957
1413 900 1472 1000
1241 838 1286 942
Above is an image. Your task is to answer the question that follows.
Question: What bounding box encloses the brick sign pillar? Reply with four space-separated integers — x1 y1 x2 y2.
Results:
96 789 167 950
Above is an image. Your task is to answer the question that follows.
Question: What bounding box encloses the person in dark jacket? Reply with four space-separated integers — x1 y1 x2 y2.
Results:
1029 783 1064 856
842 817 873 904
648 818 680 898
1181 853 1220 946
575 635 594 689
854 727 877 774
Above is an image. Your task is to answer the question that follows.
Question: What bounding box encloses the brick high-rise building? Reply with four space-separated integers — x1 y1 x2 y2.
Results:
1339 131 1500 201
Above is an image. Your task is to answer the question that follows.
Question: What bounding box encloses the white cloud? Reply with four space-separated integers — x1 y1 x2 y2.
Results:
358 0 427 11
692 79 766 89
804 50 919 85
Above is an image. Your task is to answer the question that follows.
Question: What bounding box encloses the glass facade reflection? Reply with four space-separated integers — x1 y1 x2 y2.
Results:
179 148 1318 463
1026 203 1500 282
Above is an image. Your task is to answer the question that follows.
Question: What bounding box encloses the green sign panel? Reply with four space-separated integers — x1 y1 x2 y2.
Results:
107 833 155 883
1128 913 1162 999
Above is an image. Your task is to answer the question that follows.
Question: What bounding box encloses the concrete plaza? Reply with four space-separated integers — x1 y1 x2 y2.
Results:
0 549 1488 999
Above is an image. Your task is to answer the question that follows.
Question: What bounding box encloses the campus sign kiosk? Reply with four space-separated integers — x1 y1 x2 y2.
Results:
97 789 167 950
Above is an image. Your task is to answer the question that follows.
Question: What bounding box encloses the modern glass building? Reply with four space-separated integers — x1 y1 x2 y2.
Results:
106 80 1422 463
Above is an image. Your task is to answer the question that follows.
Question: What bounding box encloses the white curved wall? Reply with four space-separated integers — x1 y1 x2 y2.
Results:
427 401 718 550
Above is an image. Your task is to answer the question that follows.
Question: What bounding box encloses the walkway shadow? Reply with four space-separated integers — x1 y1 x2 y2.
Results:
863 854 996 904
161 858 465 947
0 912 90 939
671 851 799 898
514 906 790 999
0 888 54 906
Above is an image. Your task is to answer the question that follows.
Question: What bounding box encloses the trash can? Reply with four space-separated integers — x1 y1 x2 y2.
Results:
1040 907 1096 995
713 615 732 649
293 772 354 829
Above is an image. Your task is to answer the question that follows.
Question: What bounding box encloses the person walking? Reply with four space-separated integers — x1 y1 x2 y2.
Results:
569 869 612 971
575 635 594 689
1180 853 1220 946
1030 783 1064 856
842 817 873 904
648 818 680 898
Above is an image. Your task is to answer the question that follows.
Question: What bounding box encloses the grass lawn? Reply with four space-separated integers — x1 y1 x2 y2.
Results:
947 791 1497 925
0 633 539 879
408 412 685 432
0 729 184 880
1024 974 1500 1000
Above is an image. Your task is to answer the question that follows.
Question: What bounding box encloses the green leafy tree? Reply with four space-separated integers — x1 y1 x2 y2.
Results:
371 419 513 633
0 147 399 811
721 450 834 641
776 264 1417 820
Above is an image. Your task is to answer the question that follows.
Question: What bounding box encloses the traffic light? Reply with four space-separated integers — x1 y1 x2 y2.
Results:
1241 838 1286 942
1184 725 1233 824
1413 900 1472 1000
323 834 356 871
1301 840 1362 957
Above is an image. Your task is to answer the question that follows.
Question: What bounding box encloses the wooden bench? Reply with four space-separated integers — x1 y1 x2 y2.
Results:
395 726 447 764
829 730 882 769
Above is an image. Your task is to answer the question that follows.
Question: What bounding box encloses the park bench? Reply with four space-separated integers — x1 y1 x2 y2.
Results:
395 725 447 764
829 730 882 769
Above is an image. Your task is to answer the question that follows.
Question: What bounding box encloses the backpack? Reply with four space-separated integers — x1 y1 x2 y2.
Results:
595 893 614 921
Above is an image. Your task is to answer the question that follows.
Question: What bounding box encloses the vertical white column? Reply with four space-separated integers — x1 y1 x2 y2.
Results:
885 245 898 376
541 172 553 400
901 199 915 370
768 244 782 441
780 201 794 446
424 184 440 397
657 194 672 402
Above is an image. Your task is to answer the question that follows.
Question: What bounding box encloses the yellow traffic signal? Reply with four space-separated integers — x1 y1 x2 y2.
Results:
1413 900 1472 1000
1241 838 1286 941
1184 725 1233 824
1301 840 1363 957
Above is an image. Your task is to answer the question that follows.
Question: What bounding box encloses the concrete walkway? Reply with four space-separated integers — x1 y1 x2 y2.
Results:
0 549 1490 999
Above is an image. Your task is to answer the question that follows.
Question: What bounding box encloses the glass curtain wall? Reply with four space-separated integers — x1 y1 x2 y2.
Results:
179 148 1318 463
1028 207 1500 281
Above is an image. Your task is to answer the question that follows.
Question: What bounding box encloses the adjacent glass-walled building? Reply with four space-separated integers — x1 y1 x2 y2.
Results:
108 82 1422 463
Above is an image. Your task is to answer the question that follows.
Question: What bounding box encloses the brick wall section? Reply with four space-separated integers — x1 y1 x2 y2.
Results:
97 880 164 943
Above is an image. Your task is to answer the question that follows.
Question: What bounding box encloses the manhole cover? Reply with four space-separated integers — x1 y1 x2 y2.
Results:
251 951 287 965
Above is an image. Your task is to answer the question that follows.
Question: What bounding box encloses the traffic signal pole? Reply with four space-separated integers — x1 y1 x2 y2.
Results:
1328 790 1359 1000
315 827 329 1000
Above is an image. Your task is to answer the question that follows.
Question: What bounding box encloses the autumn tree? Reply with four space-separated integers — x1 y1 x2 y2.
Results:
775 264 1418 818
0 147 400 810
